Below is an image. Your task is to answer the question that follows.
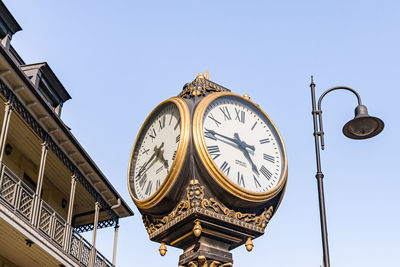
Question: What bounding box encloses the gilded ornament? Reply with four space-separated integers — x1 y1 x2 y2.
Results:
178 73 230 99
142 179 274 235
193 221 202 237
198 256 207 267
159 242 167 256
245 237 254 252
205 69 210 80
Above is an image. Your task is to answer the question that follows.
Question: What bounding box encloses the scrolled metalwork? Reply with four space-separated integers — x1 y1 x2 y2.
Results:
143 179 274 234
178 74 230 99
74 218 116 233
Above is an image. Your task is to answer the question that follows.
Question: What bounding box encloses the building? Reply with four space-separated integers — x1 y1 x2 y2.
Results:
0 2 133 266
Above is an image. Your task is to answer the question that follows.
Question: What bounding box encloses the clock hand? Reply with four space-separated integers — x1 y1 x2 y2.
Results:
205 129 259 174
205 129 256 152
137 143 165 177
233 133 259 175
242 148 259 175
233 133 255 152
137 158 157 180
157 148 169 171
137 154 155 178
205 128 241 146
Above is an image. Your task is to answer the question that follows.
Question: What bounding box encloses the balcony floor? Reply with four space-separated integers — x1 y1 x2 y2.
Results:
0 215 63 266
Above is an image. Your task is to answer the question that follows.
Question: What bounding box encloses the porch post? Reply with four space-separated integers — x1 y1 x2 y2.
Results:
0 101 12 191
90 201 100 266
112 221 119 266
32 141 48 226
0 101 13 166
64 175 77 252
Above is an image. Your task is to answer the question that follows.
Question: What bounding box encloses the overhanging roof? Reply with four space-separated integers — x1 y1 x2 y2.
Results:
21 62 72 103
0 1 22 38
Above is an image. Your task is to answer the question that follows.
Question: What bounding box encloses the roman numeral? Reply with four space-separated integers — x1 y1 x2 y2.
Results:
172 150 177 160
208 113 221 127
219 106 231 121
142 148 150 155
259 138 270 144
138 173 148 189
251 121 257 130
207 145 221 160
220 161 231 176
149 128 157 139
145 181 153 195
156 180 161 191
159 115 166 130
174 118 181 130
253 175 261 188
263 154 275 163
237 172 245 188
204 129 217 140
169 111 174 126
176 134 180 143
260 165 272 180
234 108 245 123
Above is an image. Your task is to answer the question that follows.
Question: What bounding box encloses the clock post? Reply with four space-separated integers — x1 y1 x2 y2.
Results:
128 73 288 266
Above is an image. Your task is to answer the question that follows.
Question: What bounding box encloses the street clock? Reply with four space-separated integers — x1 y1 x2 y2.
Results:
128 73 288 267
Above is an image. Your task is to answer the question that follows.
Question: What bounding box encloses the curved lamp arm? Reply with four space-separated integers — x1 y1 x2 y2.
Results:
315 85 363 150
318 86 362 110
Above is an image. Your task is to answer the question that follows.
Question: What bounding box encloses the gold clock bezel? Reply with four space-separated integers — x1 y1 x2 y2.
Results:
193 92 288 202
127 97 190 210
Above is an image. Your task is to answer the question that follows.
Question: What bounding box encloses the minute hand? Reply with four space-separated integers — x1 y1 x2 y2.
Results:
234 133 259 175
205 129 255 151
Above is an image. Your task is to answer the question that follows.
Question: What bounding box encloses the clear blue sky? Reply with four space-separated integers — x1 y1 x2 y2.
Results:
5 1 399 266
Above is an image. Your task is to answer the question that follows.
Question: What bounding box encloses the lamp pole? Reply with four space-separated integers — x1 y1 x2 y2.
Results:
309 76 384 267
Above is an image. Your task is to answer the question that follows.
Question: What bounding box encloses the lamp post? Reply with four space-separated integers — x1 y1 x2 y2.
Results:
310 76 384 267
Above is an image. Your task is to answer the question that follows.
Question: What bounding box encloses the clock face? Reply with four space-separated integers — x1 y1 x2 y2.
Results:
128 100 186 202
197 94 287 196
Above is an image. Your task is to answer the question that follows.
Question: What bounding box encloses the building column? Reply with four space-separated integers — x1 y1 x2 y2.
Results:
32 141 48 227
0 101 13 167
112 222 119 266
64 175 77 252
0 101 12 191
90 201 100 266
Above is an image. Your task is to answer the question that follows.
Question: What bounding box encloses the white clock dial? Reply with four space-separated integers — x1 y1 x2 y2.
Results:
129 102 181 201
202 95 285 193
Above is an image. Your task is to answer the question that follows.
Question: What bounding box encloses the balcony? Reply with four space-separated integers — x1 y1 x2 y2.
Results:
0 163 113 267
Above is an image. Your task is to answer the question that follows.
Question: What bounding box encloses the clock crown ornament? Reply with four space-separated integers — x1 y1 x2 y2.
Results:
128 72 288 266
178 72 230 98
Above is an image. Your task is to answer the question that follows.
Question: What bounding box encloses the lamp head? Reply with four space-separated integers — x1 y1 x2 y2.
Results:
342 104 384 139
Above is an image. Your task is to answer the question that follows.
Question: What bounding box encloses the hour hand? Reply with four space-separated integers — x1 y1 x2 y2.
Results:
204 128 238 145
204 128 218 141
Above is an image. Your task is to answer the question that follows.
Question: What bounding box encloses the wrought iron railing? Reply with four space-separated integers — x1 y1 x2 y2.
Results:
0 164 113 267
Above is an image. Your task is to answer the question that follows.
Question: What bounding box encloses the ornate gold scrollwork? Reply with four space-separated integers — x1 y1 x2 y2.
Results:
143 179 273 234
178 73 229 99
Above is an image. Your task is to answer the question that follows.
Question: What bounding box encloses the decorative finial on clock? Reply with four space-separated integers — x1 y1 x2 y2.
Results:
197 72 205 79
205 69 210 80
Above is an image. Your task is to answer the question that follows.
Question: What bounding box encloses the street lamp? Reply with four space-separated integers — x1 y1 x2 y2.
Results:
309 76 384 267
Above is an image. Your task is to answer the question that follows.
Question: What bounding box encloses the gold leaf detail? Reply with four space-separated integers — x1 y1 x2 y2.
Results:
143 180 274 234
